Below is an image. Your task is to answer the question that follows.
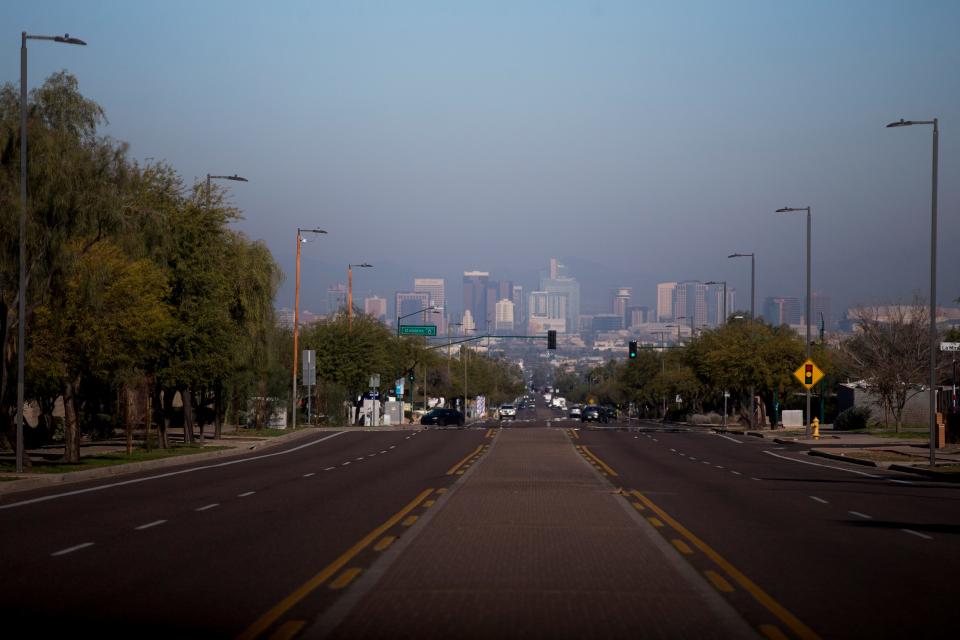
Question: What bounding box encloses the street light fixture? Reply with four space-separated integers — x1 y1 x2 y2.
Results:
17 31 86 473
705 281 728 326
776 206 813 433
728 252 756 430
887 117 939 466
347 263 372 329
292 227 327 429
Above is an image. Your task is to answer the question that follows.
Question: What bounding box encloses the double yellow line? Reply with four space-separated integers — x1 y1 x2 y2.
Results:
237 488 434 640
578 444 818 640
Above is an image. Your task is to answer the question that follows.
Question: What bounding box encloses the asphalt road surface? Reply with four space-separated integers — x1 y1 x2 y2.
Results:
2 409 957 639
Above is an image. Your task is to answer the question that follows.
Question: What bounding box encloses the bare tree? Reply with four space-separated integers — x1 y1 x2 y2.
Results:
839 303 930 432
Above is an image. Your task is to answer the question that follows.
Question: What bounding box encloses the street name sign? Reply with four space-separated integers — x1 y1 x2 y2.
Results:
941 342 960 352
793 358 824 389
399 324 437 336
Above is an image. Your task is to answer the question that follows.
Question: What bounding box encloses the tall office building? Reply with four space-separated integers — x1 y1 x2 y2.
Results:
541 258 579 334
415 278 446 333
363 296 387 322
511 284 525 328
612 287 632 321
528 290 567 334
494 299 515 333
763 296 803 326
657 282 677 322
676 281 708 329
463 271 490 332
461 309 476 334
626 305 649 328
812 292 832 330
705 284 736 326
396 291 431 325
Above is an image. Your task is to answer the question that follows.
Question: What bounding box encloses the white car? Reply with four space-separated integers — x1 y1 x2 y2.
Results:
498 404 517 420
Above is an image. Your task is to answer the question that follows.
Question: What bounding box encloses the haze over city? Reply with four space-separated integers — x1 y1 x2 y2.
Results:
3 0 958 319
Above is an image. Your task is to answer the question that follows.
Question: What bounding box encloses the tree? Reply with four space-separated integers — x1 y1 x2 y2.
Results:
838 304 930 432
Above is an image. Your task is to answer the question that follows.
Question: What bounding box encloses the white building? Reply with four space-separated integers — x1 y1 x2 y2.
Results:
363 296 387 322
494 298 515 332
657 282 676 321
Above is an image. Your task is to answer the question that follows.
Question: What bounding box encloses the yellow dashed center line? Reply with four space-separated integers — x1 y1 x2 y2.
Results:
705 570 735 593
580 446 618 476
402 515 419 527
671 538 693 555
329 568 362 590
447 445 484 475
373 536 396 552
647 517 664 528
630 489 821 640
423 499 435 508
236 488 434 640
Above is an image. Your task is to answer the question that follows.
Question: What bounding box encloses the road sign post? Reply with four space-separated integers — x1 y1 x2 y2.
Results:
303 350 316 426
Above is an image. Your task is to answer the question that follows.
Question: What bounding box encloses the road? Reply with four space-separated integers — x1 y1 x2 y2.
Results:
1 405 957 638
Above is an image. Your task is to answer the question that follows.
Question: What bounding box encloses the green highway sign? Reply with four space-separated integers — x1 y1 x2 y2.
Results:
399 324 437 336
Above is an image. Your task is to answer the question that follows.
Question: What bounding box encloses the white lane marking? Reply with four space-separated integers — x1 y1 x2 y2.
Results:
136 520 167 530
354 457 365 461
809 496 829 504
715 465 725 469
652 438 658 442
405 437 411 440
238 491 256 497
731 470 742 476
380 450 388 454
849 511 872 519
0 431 351 511
901 529 932 540
303 472 316 478
762 450 882 478
715 434 744 444
670 448 676 452
51 542 94 557
750 477 762 481
689 457 697 461
389 446 396 449
341 461 351 466
323 467 336 471
195 503 219 512
702 461 711 465
888 479 913 485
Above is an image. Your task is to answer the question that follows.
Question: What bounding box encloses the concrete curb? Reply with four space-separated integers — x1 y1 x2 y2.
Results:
808 448 879 467
888 463 960 483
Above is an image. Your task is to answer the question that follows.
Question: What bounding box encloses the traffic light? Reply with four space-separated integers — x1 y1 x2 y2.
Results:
628 341 638 359
804 364 813 385
407 369 415 383
547 330 557 350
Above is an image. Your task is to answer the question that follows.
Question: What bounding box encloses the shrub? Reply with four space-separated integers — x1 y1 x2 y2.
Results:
834 406 872 431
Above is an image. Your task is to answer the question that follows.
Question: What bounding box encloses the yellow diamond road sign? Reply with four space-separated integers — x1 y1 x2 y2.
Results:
793 358 824 389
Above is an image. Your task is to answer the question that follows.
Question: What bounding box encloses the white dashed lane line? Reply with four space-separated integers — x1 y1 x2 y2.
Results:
323 467 336 471
849 511 872 519
195 503 219 512
380 450 388 454
51 543 94 557
901 529 933 540
731 470 742 476
341 461 351 466
888 479 913 485
135 520 167 530
303 472 315 478
238 491 256 497
809 496 829 504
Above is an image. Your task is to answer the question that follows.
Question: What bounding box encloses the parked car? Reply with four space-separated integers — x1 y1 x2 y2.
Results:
421 408 465 426
581 405 608 423
568 405 582 419
499 404 517 420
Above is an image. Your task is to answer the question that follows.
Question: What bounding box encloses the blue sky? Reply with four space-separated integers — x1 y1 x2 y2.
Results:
4 1 959 317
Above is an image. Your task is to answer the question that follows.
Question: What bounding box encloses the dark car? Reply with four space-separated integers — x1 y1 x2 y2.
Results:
602 405 618 421
420 408 465 427
581 405 608 423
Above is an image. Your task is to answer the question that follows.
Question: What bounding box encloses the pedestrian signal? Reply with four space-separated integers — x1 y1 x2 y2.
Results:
547 330 557 350
629 341 638 359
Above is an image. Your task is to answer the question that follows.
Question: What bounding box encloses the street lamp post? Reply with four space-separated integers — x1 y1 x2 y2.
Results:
729 252 756 429
654 330 669 418
292 228 327 429
777 206 813 433
448 322 463 383
17 31 86 473
347 263 372 329
887 117 939 466
675 317 687 344
396 306 440 337
705 281 727 326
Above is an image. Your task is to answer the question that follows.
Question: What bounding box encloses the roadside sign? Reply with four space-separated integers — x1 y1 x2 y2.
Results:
793 358 824 389
941 342 960 352
302 350 316 386
399 324 437 336
369 374 381 388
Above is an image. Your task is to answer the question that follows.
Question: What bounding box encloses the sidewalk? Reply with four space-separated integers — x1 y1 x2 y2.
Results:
311 428 753 638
